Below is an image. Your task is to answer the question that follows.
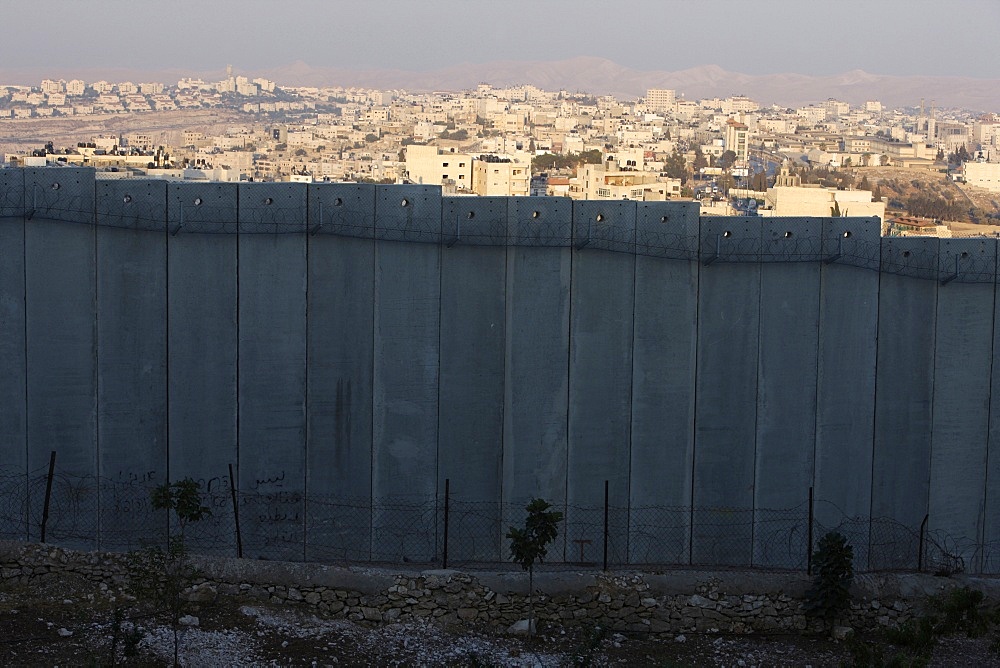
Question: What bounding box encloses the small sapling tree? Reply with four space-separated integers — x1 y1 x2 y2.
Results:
507 498 563 634
131 478 211 667
805 531 854 632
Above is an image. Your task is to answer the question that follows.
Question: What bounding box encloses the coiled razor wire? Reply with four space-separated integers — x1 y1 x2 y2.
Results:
0 466 994 574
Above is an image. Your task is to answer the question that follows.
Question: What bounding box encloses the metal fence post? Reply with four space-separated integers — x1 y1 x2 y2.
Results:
442 478 450 569
918 514 929 572
807 486 814 575
40 451 56 543
603 480 609 571
229 463 243 558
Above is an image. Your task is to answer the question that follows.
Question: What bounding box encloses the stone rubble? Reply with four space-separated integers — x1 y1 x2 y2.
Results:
0 541 923 639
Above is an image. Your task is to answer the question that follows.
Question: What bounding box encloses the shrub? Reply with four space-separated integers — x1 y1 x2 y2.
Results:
805 531 854 627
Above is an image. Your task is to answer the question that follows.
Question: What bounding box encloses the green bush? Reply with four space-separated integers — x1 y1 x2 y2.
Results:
805 531 854 626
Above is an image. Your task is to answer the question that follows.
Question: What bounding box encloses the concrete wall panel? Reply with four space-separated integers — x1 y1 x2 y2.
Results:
238 183 307 561
985 267 1000 574
566 200 636 566
96 179 167 551
503 199 572 560
439 197 508 562
96 179 167 231
305 184 376 563
167 182 238 554
0 168 26 539
754 218 821 568
693 217 761 566
24 168 94 225
442 196 507 246
508 197 572 247
629 202 699 564
634 201 700 261
930 239 995 572
871 236 938 570
372 185 441 562
0 167 24 218
814 217 881 567
25 210 97 549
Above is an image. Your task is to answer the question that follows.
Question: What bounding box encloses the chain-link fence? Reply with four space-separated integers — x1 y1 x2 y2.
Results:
0 464 992 575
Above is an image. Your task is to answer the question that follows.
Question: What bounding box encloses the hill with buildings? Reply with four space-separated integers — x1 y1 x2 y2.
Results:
4 58 1000 111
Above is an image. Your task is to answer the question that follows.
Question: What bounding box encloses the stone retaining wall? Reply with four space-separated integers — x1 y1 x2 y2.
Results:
2 541 993 636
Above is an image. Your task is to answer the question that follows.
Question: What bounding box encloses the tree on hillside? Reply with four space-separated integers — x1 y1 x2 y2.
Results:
663 148 688 184
718 150 738 170
692 146 708 172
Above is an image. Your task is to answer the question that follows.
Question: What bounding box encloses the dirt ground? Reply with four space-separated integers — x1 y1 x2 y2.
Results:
2 573 1000 667
0 109 248 155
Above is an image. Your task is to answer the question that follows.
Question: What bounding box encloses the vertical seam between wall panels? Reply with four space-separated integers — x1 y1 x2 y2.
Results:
435 208 443 561
22 211 29 541
370 192 377 563
625 209 638 566
981 241 998 573
689 217 702 566
303 189 310 562
164 187 171 545
811 229 823 541
750 227 762 568
94 191 101 551
927 246 941 568
235 186 241 560
564 215 574 564
869 238 884 571
499 210 508 562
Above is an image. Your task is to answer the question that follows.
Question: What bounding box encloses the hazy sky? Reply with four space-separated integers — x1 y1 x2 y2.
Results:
4 0 998 80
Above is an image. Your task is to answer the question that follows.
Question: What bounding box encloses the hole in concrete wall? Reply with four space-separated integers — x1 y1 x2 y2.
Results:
660 216 669 223
902 250 911 258
466 211 475 219
264 197 273 205
333 198 343 206
51 182 60 190
784 231 793 238
400 198 409 207
843 231 852 238
532 211 541 219
722 230 732 238
122 195 132 204
193 198 203 206
596 214 605 222
961 252 969 258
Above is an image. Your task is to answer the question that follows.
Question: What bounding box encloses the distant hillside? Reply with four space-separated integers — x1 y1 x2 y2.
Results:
254 58 1000 111
3 58 999 110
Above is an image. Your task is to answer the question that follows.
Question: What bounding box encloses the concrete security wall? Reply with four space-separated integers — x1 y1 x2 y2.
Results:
3 169 1000 572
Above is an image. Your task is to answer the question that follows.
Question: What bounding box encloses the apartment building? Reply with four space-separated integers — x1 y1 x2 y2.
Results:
572 163 678 201
404 145 473 188
963 161 1000 192
646 89 676 113
471 155 530 196
725 118 750 162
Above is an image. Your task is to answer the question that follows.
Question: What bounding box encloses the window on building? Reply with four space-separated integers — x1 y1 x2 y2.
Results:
442 162 449 167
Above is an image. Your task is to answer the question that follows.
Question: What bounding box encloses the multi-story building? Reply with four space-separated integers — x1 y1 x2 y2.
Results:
725 118 750 162
646 89 675 114
66 79 86 96
40 79 65 94
963 161 1000 192
404 145 474 188
471 155 530 196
